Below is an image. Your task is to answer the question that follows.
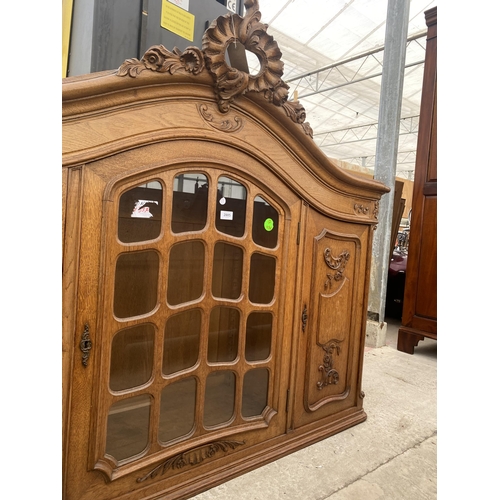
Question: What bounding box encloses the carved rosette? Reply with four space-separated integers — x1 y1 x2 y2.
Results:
354 203 370 216
137 440 245 482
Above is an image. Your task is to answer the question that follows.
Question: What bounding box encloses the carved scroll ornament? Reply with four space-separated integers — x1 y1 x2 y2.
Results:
317 339 342 390
198 103 244 133
116 0 313 137
137 440 245 483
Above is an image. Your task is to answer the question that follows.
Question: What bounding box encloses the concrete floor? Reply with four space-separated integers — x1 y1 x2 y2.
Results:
190 317 437 500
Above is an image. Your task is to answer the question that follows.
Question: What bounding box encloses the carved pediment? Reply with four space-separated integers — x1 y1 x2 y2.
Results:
117 0 313 137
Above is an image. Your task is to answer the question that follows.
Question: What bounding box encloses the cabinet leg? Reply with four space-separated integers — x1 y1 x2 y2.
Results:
397 328 425 354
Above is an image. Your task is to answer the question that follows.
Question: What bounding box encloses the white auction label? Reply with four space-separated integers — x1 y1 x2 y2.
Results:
168 0 189 11
220 210 233 220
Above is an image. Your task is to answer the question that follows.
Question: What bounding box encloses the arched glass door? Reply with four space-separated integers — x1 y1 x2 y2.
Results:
94 167 286 473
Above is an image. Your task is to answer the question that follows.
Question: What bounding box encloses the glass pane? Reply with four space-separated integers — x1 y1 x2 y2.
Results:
249 253 276 304
163 309 201 375
110 324 155 391
118 181 163 243
159 377 196 443
242 369 269 417
252 196 279 248
106 394 151 462
171 173 208 233
114 251 159 318
208 307 239 363
203 371 235 427
245 312 272 361
167 241 205 305
216 176 246 237
212 242 243 299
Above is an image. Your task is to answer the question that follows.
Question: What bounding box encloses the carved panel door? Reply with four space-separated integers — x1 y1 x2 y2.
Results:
291 206 370 430
64 148 301 500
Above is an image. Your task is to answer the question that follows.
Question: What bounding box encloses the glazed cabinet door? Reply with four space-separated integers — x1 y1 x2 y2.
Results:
63 151 300 500
291 206 370 430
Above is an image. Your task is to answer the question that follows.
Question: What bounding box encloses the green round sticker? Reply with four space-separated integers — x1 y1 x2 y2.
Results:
264 218 274 231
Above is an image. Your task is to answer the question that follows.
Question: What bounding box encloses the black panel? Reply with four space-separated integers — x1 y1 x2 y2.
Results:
141 0 234 56
92 0 143 72
91 0 243 73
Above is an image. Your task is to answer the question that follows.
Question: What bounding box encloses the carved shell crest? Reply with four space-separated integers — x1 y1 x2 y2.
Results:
202 0 286 111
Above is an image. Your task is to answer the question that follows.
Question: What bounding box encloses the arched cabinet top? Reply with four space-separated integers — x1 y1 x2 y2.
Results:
62 0 388 224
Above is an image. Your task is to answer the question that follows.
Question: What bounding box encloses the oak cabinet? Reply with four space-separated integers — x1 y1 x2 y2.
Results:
62 3 388 499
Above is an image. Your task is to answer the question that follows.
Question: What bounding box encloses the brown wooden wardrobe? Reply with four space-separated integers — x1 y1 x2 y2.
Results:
397 7 437 354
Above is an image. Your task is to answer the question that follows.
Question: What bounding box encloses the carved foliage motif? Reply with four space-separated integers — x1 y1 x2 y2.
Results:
323 248 350 289
317 339 343 390
281 100 314 137
117 46 205 78
116 0 313 137
302 305 308 332
372 200 380 230
137 440 245 483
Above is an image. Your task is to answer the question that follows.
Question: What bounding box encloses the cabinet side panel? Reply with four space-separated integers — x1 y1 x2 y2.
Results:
414 196 437 320
428 94 437 182
62 166 83 490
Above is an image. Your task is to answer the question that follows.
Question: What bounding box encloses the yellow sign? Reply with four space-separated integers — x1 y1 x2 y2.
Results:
161 0 195 42
62 0 74 77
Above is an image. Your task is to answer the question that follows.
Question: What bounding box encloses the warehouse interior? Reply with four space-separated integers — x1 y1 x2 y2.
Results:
10 1 489 499
63 0 434 182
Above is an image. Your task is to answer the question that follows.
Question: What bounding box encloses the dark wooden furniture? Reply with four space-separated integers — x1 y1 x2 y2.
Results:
62 2 389 499
397 6 437 354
